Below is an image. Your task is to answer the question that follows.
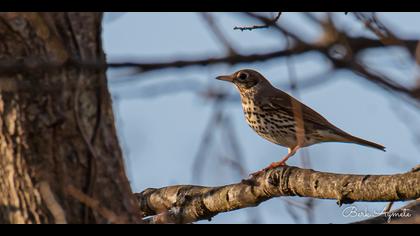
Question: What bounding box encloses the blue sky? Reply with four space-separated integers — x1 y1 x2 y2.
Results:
102 12 420 223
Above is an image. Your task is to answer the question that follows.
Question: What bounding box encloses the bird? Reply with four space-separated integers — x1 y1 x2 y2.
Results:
216 69 385 175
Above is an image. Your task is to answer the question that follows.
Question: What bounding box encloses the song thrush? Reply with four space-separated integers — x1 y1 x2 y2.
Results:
216 69 385 175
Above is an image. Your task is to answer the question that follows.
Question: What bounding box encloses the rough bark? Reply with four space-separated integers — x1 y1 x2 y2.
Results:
0 12 140 224
136 166 420 223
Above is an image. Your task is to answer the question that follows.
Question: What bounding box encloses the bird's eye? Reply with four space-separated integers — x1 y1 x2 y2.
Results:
237 72 248 81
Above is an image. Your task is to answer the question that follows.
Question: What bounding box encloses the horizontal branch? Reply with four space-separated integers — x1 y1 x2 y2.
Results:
0 45 315 76
105 37 417 72
135 165 420 223
0 37 417 76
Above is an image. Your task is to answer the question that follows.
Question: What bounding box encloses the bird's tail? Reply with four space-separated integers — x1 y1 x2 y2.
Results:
332 131 386 152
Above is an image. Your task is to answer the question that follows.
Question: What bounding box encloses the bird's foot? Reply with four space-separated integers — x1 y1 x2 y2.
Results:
248 161 287 178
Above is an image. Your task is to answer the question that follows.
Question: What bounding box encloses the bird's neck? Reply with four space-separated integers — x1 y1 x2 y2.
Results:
239 89 256 100
239 89 257 108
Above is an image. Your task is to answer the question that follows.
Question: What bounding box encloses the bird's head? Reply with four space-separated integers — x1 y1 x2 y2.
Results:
216 69 270 92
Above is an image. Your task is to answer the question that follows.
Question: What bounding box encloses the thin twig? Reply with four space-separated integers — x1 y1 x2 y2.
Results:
191 98 226 183
220 114 248 177
234 12 281 31
383 202 394 213
352 13 403 47
200 13 237 55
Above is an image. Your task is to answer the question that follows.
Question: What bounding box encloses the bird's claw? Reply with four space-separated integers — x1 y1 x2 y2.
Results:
248 161 287 178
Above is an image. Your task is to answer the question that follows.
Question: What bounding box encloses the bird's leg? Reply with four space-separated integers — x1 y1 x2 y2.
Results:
266 145 300 169
249 145 301 177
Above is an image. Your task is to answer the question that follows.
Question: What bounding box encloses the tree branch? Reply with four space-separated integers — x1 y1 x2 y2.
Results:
135 165 420 223
200 13 237 55
0 37 417 76
234 12 281 31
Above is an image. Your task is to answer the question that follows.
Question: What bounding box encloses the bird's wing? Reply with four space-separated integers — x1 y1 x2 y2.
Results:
257 90 343 133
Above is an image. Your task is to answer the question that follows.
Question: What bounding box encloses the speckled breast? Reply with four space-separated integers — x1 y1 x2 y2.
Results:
241 96 298 148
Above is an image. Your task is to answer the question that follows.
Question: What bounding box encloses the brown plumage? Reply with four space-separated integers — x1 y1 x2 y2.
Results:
216 69 385 174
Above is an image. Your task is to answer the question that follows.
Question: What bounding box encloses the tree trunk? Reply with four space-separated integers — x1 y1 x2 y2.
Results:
0 12 139 223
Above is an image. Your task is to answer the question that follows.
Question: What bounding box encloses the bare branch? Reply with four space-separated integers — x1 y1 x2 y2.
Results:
329 57 420 107
243 12 307 46
191 100 225 183
0 37 417 77
383 201 394 213
234 12 281 31
135 165 420 224
200 13 237 55
352 13 402 46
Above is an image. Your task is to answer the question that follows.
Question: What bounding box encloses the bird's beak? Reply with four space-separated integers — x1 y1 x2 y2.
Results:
216 74 234 82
